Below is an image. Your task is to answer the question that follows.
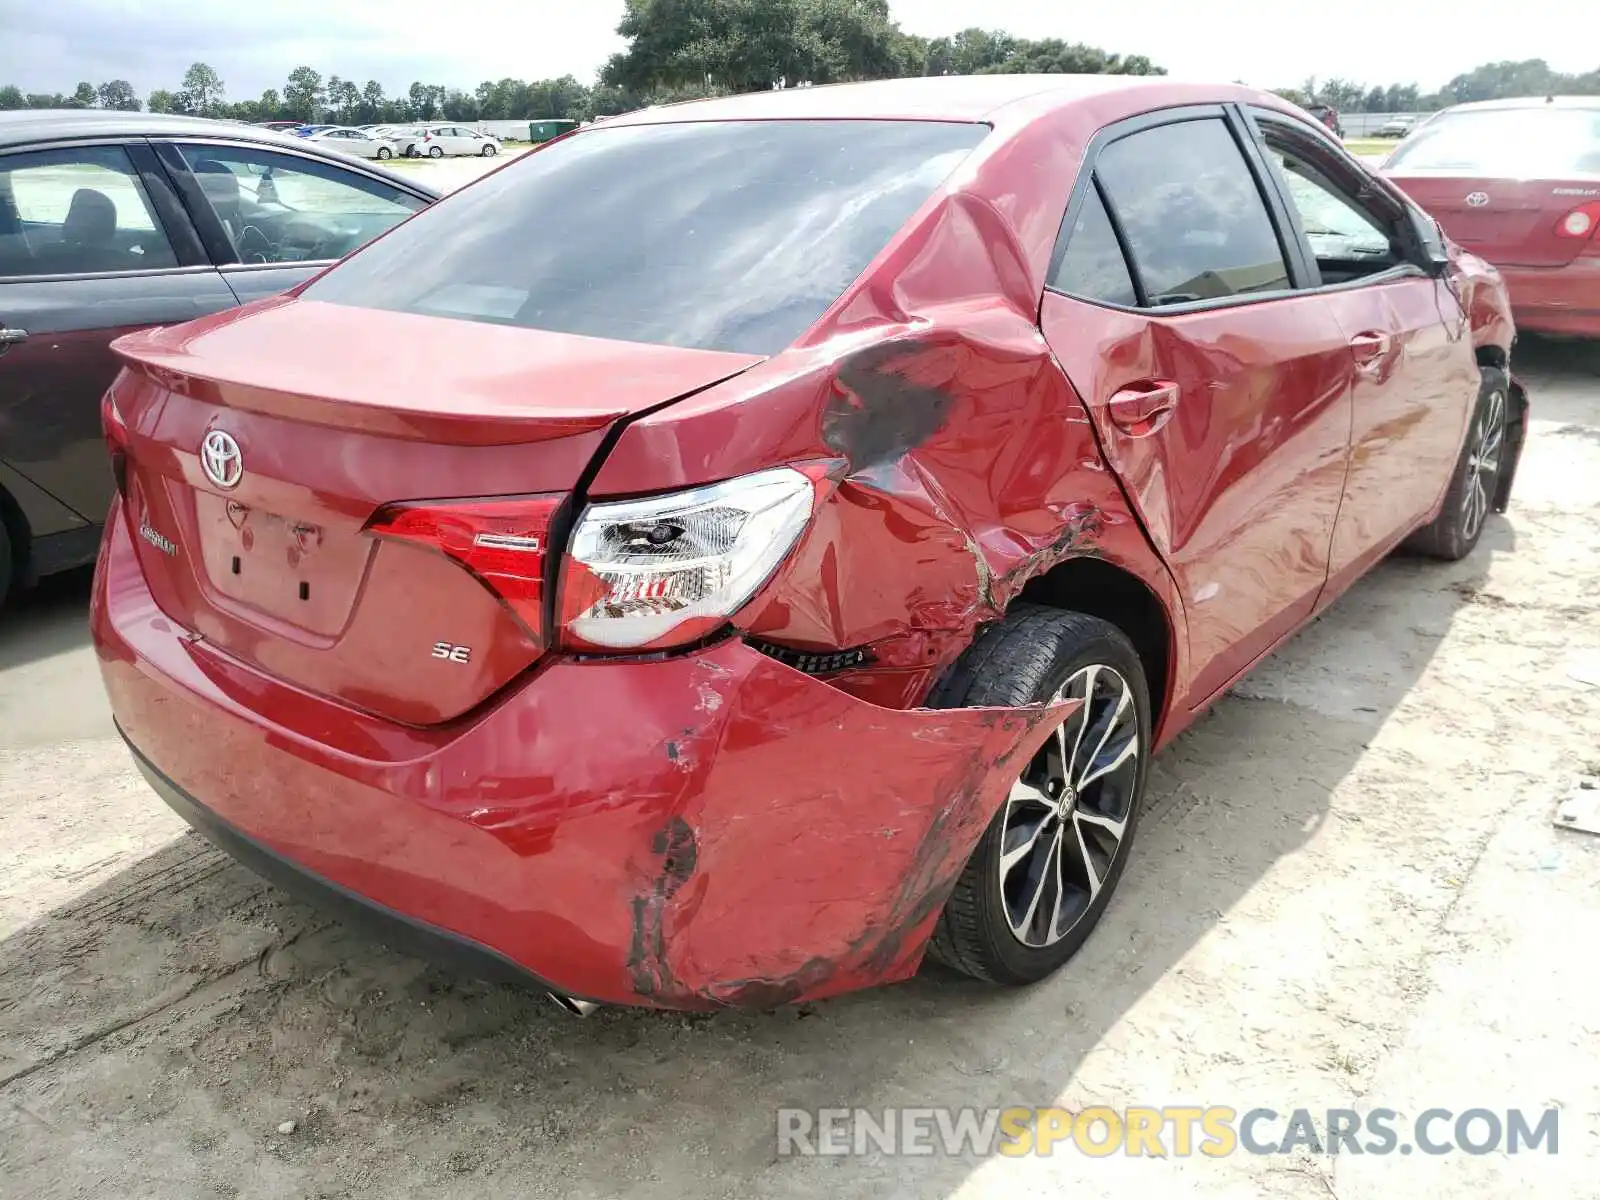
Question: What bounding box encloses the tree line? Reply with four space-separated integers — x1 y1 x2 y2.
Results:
1 0 1596 126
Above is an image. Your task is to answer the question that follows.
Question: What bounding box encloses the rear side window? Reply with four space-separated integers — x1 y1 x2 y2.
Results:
306 119 988 355
1095 119 1290 305
1386 107 1600 177
0 145 178 278
1049 185 1138 306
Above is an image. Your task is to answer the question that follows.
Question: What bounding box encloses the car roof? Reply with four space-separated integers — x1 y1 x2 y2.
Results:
0 109 325 147
604 73 1271 126
0 109 441 197
1438 95 1600 114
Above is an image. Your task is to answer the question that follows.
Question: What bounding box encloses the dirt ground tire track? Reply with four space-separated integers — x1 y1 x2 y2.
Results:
0 337 1597 1199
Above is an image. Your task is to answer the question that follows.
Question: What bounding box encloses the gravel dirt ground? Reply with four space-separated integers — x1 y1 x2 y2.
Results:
1 336 1597 1200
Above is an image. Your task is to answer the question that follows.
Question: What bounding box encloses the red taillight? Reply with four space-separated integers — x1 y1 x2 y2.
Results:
1554 200 1600 240
366 495 564 638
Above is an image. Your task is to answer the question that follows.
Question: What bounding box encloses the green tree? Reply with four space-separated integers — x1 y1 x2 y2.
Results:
326 75 360 121
147 88 181 114
181 62 225 115
283 66 324 121
360 80 385 123
65 81 97 108
605 0 908 94
0 85 24 109
96 79 140 110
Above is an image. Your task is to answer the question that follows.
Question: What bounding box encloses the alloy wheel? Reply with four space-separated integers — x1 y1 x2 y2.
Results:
997 664 1140 948
1462 387 1506 541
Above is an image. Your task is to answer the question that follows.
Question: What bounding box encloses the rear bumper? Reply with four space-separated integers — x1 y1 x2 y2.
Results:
1497 257 1600 337
93 507 1067 1010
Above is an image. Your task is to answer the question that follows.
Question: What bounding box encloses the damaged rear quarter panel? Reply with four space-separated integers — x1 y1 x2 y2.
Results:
588 139 1183 706
616 643 1076 1008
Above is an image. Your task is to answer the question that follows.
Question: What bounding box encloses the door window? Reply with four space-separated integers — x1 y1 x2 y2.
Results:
175 143 425 265
1095 119 1290 305
1049 184 1138 306
0 145 178 278
1259 130 1401 283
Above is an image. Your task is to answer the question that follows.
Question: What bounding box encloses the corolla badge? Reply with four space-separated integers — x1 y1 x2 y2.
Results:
1464 192 1491 208
200 430 243 489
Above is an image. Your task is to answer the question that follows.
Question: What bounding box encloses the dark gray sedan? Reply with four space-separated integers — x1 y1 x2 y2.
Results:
0 111 439 603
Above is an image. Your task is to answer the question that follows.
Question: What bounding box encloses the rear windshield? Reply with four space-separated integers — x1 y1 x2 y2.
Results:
1387 107 1600 177
306 119 988 355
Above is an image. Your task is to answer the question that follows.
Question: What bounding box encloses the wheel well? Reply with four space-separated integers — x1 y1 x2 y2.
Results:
1017 556 1173 725
0 483 29 577
1475 344 1508 371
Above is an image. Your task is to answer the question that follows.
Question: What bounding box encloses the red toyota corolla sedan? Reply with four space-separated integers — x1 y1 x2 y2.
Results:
1384 96 1600 338
92 76 1527 1013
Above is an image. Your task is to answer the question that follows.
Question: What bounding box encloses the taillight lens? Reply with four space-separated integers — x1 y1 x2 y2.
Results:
1555 200 1600 239
559 467 815 651
366 495 563 637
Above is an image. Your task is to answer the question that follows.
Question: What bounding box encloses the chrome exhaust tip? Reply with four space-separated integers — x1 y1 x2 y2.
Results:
547 991 600 1017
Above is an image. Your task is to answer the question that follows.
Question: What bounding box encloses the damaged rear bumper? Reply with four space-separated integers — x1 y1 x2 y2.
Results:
93 513 1070 1009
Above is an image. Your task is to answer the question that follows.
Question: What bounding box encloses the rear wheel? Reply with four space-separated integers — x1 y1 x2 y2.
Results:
377 146 392 160
1405 367 1508 561
428 145 443 159
927 605 1149 985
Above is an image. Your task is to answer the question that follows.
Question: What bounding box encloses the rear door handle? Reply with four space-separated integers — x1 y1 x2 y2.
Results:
1108 381 1181 436
1349 330 1392 374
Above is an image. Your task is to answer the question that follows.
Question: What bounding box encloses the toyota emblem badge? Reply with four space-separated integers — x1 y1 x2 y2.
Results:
1464 192 1491 208
200 430 244 489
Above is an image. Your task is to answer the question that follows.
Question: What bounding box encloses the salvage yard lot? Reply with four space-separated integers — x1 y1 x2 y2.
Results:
1 337 1598 1199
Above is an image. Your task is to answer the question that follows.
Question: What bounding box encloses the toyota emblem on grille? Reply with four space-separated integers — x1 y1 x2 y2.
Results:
1464 192 1491 208
201 430 243 489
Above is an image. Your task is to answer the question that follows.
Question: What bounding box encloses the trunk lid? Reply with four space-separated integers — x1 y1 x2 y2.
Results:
1385 174 1600 268
110 298 762 725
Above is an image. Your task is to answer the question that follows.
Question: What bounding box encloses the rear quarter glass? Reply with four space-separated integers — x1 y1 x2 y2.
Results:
302 119 989 356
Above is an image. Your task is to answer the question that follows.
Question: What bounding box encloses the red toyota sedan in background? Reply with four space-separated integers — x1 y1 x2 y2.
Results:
92 75 1527 1013
1385 96 1600 338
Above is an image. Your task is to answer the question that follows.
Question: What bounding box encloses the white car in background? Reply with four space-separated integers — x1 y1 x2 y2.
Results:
307 127 398 160
417 125 502 158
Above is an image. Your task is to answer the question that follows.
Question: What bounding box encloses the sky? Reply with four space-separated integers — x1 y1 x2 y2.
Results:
0 0 1592 102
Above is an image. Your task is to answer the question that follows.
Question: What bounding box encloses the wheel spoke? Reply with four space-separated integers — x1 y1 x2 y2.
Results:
1074 805 1128 839
1077 731 1138 792
1067 815 1102 902
1058 664 1098 782
1075 680 1132 792
998 790 1049 876
1012 826 1062 942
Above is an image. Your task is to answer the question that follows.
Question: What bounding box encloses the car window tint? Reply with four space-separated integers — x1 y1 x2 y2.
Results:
305 119 989 355
1096 119 1290 305
1049 184 1137 306
175 143 424 265
1386 107 1600 176
0 144 177 278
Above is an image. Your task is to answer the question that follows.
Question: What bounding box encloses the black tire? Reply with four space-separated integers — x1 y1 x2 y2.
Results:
428 145 444 159
481 144 496 157
377 146 392 160
927 604 1150 985
1405 366 1509 561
